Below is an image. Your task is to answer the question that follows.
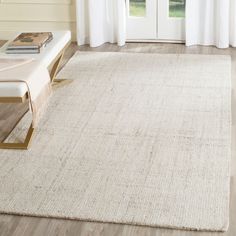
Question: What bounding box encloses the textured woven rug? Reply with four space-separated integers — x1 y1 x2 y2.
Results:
0 52 231 232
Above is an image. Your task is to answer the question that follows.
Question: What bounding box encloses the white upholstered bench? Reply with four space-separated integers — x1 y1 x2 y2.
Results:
0 31 71 149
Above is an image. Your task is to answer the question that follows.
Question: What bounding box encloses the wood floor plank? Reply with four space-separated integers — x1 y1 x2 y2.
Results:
0 41 235 236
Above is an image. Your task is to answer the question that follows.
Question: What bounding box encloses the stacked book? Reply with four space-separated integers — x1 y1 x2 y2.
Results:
6 32 53 54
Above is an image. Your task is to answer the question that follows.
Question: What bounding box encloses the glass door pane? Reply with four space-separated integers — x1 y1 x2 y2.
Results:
169 0 185 18
130 0 146 17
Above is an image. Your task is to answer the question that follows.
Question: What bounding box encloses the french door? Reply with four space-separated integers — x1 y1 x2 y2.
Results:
126 0 186 41
126 0 157 39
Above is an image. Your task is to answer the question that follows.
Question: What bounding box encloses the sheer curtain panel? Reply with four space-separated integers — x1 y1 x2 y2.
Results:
76 0 126 47
186 0 236 48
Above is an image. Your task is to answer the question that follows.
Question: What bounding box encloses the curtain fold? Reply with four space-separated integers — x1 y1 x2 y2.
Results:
76 0 126 47
186 0 236 48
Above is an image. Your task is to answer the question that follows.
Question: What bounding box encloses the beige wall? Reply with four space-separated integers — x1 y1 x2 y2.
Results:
0 0 76 40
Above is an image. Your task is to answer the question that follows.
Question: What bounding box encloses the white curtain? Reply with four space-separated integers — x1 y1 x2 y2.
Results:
76 0 126 47
186 0 236 48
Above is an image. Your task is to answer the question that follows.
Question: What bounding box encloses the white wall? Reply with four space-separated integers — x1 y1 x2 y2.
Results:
0 0 76 40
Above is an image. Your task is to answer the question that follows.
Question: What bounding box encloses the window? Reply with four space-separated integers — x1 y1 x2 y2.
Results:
129 0 146 17
169 0 185 18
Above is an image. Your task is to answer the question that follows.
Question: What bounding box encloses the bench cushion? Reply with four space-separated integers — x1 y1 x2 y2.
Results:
0 82 27 97
0 31 71 97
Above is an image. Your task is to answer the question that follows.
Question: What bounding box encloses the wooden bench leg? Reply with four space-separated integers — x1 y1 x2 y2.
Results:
50 52 64 82
0 123 35 150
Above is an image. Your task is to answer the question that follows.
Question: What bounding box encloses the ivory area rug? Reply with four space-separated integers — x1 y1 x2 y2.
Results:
0 52 231 232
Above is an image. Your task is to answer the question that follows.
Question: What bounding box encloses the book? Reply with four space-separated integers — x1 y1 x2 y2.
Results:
6 32 53 54
5 49 40 54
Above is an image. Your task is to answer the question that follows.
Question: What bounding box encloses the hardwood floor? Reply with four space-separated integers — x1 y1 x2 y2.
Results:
0 41 235 236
